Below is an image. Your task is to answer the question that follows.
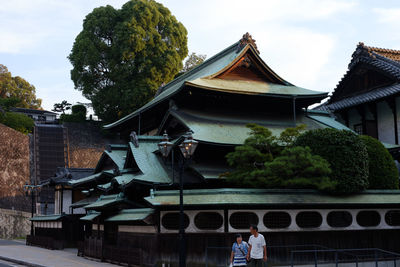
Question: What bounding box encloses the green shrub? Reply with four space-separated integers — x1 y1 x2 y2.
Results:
71 104 87 116
359 135 399 189
0 112 34 134
294 129 369 193
60 113 84 123
225 124 335 191
262 146 335 190
60 104 87 123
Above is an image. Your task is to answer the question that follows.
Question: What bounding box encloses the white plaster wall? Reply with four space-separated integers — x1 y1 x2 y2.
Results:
160 209 400 233
377 101 395 144
62 190 72 214
73 207 86 214
54 191 60 214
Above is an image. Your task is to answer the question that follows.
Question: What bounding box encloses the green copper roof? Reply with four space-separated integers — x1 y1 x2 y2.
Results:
144 188 400 206
97 182 112 191
127 140 171 184
85 193 131 210
168 109 347 145
94 145 128 173
80 211 100 221
104 40 326 131
104 42 242 130
306 111 353 131
187 78 326 97
70 196 98 208
105 208 154 222
68 170 113 187
30 214 64 221
190 164 229 179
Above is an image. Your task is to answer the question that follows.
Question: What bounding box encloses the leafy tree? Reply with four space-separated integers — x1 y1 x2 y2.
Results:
359 135 399 189
0 112 34 134
295 129 369 193
60 104 87 122
52 100 72 114
0 65 42 109
0 97 21 112
261 146 334 190
177 52 206 76
68 0 188 122
225 124 333 190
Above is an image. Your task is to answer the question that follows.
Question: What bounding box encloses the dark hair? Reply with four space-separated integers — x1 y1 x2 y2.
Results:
250 224 258 231
235 234 242 239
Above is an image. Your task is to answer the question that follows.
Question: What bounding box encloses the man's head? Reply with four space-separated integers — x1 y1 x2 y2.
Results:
235 233 242 244
250 224 258 235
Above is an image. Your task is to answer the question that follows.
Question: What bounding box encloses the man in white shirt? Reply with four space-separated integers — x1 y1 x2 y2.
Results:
246 224 267 267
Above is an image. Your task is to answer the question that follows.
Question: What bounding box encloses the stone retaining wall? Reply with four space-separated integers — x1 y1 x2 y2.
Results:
0 208 30 239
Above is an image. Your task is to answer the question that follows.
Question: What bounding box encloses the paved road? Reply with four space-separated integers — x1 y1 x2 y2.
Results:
0 259 24 267
0 239 117 267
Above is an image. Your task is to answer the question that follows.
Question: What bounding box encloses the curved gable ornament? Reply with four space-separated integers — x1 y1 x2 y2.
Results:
237 32 259 54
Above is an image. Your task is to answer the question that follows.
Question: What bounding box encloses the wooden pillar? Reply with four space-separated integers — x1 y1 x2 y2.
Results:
386 98 399 145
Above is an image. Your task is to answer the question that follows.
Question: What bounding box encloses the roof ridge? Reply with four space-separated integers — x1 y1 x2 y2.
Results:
359 42 400 55
156 41 240 95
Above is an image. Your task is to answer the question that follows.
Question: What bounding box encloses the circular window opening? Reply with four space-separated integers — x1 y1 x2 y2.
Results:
194 212 223 230
385 210 400 226
296 211 322 228
229 212 259 229
356 211 380 227
162 213 190 230
327 211 353 228
263 212 291 229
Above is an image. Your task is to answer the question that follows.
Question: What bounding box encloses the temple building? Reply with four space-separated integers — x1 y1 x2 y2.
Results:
318 43 400 153
29 34 400 266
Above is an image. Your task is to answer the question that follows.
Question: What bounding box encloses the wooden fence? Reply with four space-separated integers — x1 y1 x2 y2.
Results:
82 237 144 266
26 235 64 250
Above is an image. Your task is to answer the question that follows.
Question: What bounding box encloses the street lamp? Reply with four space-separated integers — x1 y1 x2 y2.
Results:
158 131 198 267
23 183 42 236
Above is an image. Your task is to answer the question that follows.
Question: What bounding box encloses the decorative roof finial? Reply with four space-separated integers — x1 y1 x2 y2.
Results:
237 32 259 54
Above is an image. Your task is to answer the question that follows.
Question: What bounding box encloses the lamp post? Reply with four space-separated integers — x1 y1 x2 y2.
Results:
158 131 198 267
23 183 41 236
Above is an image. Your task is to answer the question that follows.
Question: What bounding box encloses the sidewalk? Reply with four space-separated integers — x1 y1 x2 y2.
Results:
0 240 118 267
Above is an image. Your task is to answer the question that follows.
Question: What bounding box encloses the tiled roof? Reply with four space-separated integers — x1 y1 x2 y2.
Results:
327 43 400 110
327 83 400 111
360 43 400 62
11 107 56 115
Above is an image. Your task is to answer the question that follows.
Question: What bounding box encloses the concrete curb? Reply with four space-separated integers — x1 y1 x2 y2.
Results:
0 255 48 267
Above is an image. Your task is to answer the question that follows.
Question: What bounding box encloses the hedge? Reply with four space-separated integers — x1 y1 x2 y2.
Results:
359 135 399 189
294 128 369 193
0 112 34 134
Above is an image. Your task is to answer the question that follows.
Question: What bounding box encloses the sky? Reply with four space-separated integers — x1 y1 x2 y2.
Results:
1 0 400 112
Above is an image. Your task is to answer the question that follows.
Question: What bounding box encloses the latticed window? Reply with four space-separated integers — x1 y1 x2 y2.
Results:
296 211 322 228
385 210 400 226
263 212 291 229
194 212 223 230
356 211 381 227
327 211 353 227
161 213 190 230
229 212 259 229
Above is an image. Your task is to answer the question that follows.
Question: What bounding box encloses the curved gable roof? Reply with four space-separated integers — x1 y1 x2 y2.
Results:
104 34 326 131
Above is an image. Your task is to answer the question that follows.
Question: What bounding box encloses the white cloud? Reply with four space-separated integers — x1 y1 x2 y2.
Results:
0 0 362 111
